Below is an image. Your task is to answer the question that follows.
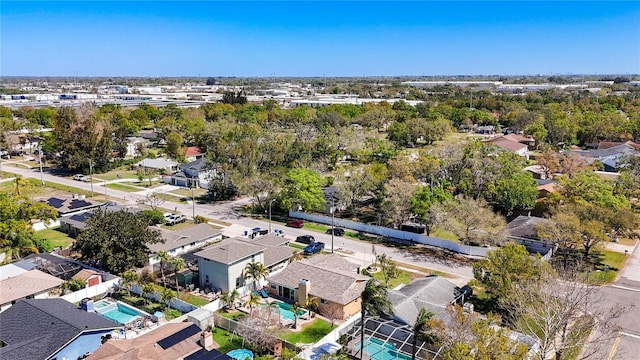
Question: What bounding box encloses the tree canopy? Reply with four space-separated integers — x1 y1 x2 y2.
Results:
73 210 163 274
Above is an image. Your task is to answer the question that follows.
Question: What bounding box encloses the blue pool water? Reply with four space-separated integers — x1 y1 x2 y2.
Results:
356 338 411 360
227 349 254 360
263 300 306 321
95 300 142 325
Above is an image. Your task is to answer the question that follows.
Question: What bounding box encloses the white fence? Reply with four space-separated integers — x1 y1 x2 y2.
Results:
299 313 361 360
289 211 490 257
129 284 198 313
62 277 120 303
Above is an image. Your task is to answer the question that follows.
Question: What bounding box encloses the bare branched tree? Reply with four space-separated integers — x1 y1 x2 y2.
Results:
503 272 627 360
145 190 166 210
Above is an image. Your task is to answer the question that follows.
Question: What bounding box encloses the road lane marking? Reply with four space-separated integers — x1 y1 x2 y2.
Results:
610 285 640 292
607 333 622 360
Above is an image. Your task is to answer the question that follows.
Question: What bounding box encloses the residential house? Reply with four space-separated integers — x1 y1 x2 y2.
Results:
267 254 369 320
43 193 102 217
181 146 204 162
0 269 64 312
195 236 292 294
0 298 121 360
125 136 148 157
4 133 41 154
195 239 266 294
87 322 232 360
170 157 216 189
59 203 142 236
487 136 530 159
12 252 118 286
387 276 463 325
567 143 638 172
135 158 180 173
148 223 223 268
72 269 103 288
507 215 555 256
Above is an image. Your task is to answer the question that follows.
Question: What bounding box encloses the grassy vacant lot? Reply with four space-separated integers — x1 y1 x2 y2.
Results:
587 249 628 284
170 187 208 198
277 318 332 344
430 227 459 242
0 178 91 198
36 228 75 249
368 268 415 289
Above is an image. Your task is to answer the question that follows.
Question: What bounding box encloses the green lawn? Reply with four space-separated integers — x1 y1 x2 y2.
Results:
218 311 245 320
36 228 75 249
302 223 329 232
170 187 208 197
106 183 143 192
369 269 414 289
277 319 332 344
179 293 210 307
212 327 245 353
586 249 627 285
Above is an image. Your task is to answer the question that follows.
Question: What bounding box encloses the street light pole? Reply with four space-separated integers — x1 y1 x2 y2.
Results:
268 198 276 233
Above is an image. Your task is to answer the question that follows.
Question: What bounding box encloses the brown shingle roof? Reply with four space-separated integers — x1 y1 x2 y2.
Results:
267 254 369 305
195 239 265 265
0 269 64 305
86 322 203 360
487 137 528 151
149 224 222 253
71 269 101 282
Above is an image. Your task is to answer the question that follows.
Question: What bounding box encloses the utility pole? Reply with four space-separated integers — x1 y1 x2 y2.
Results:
268 198 276 233
330 196 335 254
191 185 196 219
38 146 44 186
89 159 94 197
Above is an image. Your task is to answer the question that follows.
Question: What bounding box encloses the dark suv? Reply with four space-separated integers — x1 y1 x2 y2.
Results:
296 235 315 244
326 228 345 236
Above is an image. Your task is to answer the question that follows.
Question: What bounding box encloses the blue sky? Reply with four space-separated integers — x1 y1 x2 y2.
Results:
2 1 639 76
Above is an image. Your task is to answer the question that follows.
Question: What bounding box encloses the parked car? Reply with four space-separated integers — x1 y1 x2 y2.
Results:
286 219 304 228
166 214 186 226
326 228 345 236
303 241 325 255
73 174 86 181
163 213 174 222
296 235 315 244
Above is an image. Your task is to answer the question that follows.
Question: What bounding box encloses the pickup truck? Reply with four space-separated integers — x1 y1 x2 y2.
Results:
303 241 325 255
165 214 186 226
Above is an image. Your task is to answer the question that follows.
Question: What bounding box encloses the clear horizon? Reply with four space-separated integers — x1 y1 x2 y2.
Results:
2 1 639 77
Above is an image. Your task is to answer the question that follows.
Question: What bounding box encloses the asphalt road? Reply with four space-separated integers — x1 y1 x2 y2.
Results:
2 164 474 284
587 240 640 360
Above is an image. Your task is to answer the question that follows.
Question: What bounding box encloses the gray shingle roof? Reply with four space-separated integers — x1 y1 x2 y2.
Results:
507 215 549 240
149 224 222 253
0 299 120 360
195 239 265 265
263 246 296 268
388 276 458 326
267 254 369 305
242 234 290 248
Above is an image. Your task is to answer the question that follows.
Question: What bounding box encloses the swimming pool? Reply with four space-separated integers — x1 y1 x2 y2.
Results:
227 349 253 360
262 300 307 321
356 338 412 360
94 299 142 325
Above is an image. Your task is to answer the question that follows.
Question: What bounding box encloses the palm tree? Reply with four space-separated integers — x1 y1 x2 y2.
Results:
170 256 186 299
160 288 176 309
359 279 393 360
142 283 155 305
120 269 140 296
290 302 303 329
244 262 270 291
156 250 170 289
304 295 319 318
412 308 437 360
221 289 240 311
247 292 261 320
266 301 279 327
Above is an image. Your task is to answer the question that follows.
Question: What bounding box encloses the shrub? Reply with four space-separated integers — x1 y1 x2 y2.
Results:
194 215 207 224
